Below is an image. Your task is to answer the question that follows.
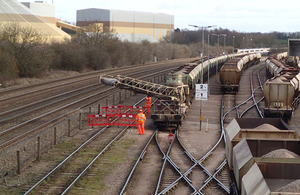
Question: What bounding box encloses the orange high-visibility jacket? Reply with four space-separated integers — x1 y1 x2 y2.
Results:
145 97 151 107
136 113 146 124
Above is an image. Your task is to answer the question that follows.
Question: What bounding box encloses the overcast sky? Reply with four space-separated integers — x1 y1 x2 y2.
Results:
20 0 300 33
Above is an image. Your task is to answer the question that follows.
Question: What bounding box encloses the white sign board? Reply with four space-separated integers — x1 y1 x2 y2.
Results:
195 92 207 100
195 84 208 100
196 84 208 92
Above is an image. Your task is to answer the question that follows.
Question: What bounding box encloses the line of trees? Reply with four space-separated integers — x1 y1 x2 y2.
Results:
170 27 300 49
1 22 298 87
0 23 194 86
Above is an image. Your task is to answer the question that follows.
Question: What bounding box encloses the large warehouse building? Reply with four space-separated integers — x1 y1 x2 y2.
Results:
0 0 70 41
21 1 56 24
76 8 174 43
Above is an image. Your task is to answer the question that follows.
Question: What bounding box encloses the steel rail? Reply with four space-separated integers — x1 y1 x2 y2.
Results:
0 83 103 123
159 107 230 194
0 87 115 138
119 130 157 195
249 66 264 118
61 124 132 195
176 130 229 194
24 124 110 195
224 65 265 119
0 68 174 146
0 58 190 97
239 66 264 118
235 94 240 118
199 159 228 192
0 88 145 150
24 98 146 195
119 100 160 194
0 64 175 116
1 65 174 123
220 64 267 194
0 77 96 106
0 59 188 101
154 131 175 195
155 131 198 195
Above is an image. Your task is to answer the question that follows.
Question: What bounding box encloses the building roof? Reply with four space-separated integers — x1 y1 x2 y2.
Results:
0 0 70 42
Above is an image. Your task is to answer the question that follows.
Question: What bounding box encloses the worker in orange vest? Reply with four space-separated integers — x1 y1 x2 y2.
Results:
145 97 151 114
136 109 146 135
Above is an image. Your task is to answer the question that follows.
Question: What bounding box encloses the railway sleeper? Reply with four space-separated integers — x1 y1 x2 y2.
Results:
161 182 178 192
200 154 212 164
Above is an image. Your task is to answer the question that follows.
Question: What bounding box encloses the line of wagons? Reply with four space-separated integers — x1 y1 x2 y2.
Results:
160 53 246 127
103 51 300 128
160 51 300 127
162 52 300 194
219 51 300 119
263 53 300 119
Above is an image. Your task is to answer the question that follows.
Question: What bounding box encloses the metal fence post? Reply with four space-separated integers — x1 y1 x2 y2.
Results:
17 151 20 174
89 107 91 124
54 127 57 145
68 119 71 137
37 137 40 161
79 113 82 130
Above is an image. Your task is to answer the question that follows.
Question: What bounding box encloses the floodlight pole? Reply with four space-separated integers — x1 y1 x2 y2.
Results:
223 34 226 55
208 34 210 97
212 34 220 77
189 24 216 130
233 36 235 53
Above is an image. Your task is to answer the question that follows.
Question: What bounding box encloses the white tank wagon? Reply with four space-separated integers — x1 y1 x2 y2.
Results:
219 53 261 92
276 52 288 61
263 71 300 118
165 54 241 91
265 56 296 78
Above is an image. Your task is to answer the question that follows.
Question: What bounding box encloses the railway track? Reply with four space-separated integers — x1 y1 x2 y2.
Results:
120 127 230 195
0 68 169 148
1 58 277 194
0 59 195 100
222 61 267 124
0 59 193 182
23 98 146 194
219 61 267 193
118 71 231 194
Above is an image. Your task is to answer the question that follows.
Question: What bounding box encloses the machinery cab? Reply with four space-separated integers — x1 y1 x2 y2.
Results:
165 73 184 87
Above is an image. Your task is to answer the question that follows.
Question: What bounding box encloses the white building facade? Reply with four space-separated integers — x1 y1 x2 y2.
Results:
77 8 174 43
21 1 56 23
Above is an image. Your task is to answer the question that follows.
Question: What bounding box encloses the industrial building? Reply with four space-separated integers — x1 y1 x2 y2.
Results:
21 1 56 24
0 0 70 42
76 8 174 43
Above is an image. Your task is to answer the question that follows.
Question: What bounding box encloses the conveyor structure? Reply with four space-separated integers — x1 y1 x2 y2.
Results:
100 74 191 128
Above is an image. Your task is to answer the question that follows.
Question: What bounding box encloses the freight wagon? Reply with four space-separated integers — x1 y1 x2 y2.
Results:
219 53 261 92
263 53 300 119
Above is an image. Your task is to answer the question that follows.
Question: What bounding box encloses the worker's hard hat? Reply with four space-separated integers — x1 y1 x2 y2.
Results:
139 109 143 112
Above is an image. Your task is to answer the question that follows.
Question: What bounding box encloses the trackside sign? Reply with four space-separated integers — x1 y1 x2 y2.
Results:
195 84 208 100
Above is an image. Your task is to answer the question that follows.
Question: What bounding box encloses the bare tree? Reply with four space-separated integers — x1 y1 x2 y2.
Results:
0 22 51 77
